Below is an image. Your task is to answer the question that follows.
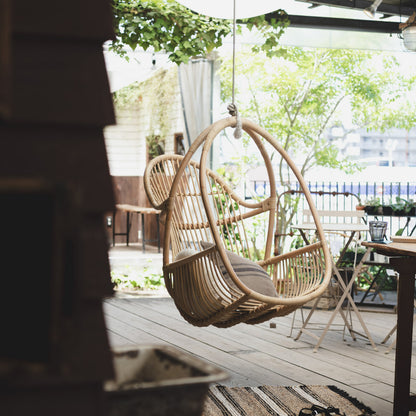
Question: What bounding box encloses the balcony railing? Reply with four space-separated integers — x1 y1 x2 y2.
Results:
248 180 416 237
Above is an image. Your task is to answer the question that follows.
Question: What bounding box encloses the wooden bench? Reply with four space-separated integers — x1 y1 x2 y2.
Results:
112 204 161 253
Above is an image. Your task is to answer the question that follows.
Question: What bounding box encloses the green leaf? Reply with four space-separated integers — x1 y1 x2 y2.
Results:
111 0 286 65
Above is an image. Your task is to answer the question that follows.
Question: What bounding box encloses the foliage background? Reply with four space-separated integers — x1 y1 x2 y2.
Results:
218 47 416 251
111 0 288 64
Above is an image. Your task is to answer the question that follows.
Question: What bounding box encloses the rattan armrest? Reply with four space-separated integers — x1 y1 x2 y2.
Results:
164 246 217 271
258 241 323 267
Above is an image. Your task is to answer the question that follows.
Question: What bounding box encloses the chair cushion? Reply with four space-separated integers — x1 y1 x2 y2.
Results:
200 241 278 297
175 248 198 261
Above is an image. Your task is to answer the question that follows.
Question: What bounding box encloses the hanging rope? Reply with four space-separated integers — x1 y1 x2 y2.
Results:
227 0 242 139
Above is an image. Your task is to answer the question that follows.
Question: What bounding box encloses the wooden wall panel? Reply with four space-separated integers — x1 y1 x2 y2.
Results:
0 0 11 119
2 0 116 397
79 218 114 299
0 126 115 213
137 176 165 248
60 301 113 380
0 183 58 365
111 176 140 244
12 0 114 40
11 40 115 125
0 385 106 416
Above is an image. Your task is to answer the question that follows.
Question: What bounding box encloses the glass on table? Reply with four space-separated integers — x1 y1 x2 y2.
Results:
369 221 387 242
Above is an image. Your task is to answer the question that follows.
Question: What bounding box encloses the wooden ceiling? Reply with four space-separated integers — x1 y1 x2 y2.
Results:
265 0 416 33
303 0 415 17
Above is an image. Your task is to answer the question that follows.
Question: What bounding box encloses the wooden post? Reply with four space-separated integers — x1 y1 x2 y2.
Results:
0 1 116 414
391 256 416 416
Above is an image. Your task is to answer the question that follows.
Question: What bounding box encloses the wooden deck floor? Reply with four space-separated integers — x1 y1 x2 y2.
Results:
106 245 416 415
104 293 416 416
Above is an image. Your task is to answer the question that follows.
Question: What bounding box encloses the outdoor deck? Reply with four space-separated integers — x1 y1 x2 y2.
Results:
105 245 416 416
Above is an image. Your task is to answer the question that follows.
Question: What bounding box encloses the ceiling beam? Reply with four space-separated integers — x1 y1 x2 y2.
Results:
296 0 415 18
265 13 402 33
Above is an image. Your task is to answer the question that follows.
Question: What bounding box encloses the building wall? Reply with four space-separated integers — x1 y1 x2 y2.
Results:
359 129 416 167
328 127 416 167
104 66 184 244
105 109 147 177
104 66 183 177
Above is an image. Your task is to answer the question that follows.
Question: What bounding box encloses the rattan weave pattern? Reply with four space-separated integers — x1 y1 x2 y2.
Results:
144 117 332 327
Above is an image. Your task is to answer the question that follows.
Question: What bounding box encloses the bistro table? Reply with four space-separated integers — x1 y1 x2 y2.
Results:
292 218 377 352
362 239 416 416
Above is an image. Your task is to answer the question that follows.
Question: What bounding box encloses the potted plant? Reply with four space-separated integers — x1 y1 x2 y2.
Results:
364 197 385 215
146 134 165 161
364 196 416 217
389 197 416 217
338 247 367 269
355 197 365 211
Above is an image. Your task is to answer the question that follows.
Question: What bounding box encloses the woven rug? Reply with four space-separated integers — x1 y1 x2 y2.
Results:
203 385 375 416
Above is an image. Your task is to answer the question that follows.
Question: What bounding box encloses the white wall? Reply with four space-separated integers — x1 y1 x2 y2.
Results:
104 109 146 176
104 67 184 176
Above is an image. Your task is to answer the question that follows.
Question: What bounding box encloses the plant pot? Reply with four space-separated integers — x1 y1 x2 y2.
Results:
364 206 382 215
104 346 228 416
382 206 393 216
340 250 366 266
392 207 416 216
365 205 393 216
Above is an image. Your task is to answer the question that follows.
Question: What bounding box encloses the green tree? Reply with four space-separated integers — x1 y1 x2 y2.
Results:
378 71 416 166
218 47 416 251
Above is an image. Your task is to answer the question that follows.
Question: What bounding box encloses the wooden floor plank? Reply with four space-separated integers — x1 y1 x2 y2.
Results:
111 296 415 392
134 297 407 378
104 313 168 345
106 328 139 346
109 300 367 386
104 300 297 386
172 313 394 403
103 295 415 415
140 304 378 385
106 245 412 415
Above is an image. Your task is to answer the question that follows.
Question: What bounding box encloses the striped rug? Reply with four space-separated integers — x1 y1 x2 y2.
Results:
203 385 375 416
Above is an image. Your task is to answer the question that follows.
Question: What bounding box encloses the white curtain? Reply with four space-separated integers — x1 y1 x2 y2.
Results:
178 58 213 151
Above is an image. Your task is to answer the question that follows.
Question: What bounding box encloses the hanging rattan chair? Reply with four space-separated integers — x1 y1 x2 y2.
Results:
144 117 332 328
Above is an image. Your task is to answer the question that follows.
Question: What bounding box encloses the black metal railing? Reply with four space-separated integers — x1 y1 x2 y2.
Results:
247 180 416 237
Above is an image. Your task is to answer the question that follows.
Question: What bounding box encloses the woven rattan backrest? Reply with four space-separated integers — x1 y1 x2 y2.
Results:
145 155 207 256
146 117 328 271
145 154 272 262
